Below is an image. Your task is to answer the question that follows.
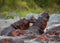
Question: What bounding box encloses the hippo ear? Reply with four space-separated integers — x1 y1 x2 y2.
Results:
41 12 49 18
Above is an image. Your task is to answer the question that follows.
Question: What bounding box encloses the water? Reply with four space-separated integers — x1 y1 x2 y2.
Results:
0 18 20 36
44 14 60 32
26 13 39 20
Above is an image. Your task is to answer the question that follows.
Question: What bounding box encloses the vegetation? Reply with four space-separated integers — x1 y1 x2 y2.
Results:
0 0 60 18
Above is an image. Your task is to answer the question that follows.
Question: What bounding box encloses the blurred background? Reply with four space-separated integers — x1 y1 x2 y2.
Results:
0 0 60 19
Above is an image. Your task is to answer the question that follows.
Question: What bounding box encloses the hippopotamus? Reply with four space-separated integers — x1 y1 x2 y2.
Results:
0 36 24 43
28 12 49 35
11 18 30 30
